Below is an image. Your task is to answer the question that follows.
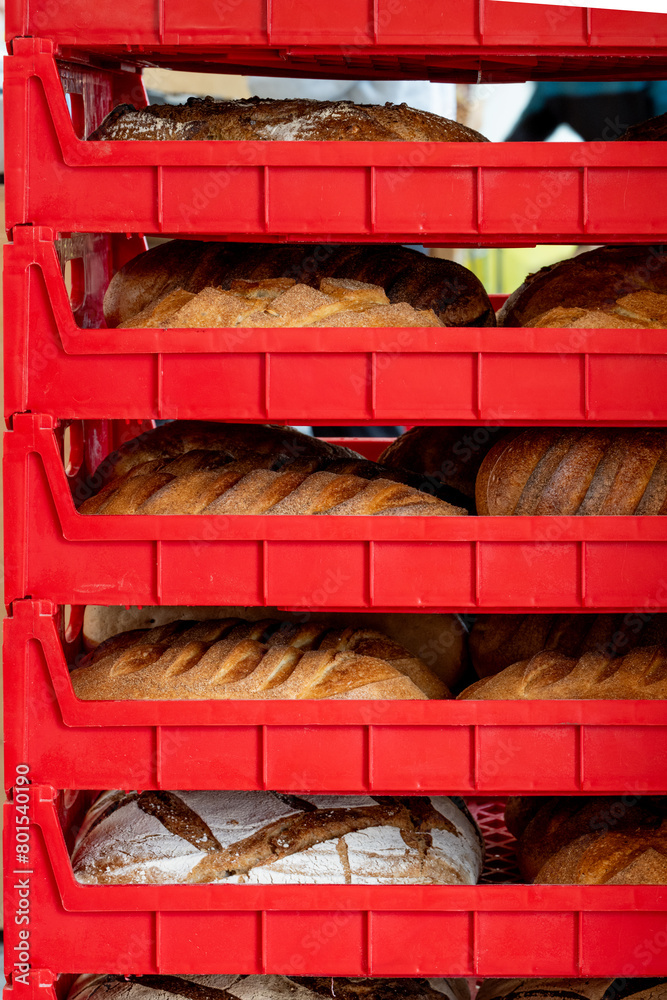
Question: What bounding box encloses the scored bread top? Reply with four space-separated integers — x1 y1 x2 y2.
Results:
475 428 667 516
457 646 667 700
89 95 489 143
70 617 450 701
71 790 484 886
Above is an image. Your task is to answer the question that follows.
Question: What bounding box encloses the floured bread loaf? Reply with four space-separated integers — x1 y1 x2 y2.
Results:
458 645 667 700
71 791 484 885
498 245 667 328
469 612 667 678
505 796 667 884
81 606 468 691
70 616 450 700
69 975 471 1000
475 428 667 516
478 978 667 1000
379 426 509 505
89 95 488 143
104 242 495 329
119 277 444 330
619 111 667 142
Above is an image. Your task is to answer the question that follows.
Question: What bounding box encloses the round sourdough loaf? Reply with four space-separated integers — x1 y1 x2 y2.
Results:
71 791 484 886
505 796 667 885
475 428 667 516
478 979 667 1000
69 976 471 1000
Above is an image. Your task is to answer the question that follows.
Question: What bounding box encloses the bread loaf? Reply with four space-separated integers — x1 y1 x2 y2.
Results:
70 974 470 1000
90 95 488 143
458 645 667 700
505 796 667 885
469 612 667 678
498 245 667 328
618 111 667 142
478 978 667 1000
70 616 450 700
475 428 667 516
379 426 509 505
104 242 495 329
71 790 484 885
81 606 468 691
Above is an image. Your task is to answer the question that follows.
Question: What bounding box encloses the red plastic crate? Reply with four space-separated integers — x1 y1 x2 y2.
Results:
6 227 667 426
6 1 667 83
5 788 667 978
6 42 667 242
5 413 667 613
7 598 667 795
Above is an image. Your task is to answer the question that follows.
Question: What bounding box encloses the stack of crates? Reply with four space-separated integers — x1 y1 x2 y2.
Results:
3 0 667 991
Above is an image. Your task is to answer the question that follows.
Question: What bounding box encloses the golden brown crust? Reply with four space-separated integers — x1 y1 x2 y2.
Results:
475 428 667 516
506 796 667 885
90 96 488 144
458 645 667 700
104 242 495 329
498 245 667 328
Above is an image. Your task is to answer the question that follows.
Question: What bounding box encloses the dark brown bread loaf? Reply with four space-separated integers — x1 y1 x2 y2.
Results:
478 978 667 1000
458 645 667 700
619 111 667 141
469 612 667 678
379 426 509 504
89 95 488 143
69 975 471 1000
71 790 484 885
70 616 450 700
475 428 667 516
506 796 667 885
498 245 667 328
104 242 495 329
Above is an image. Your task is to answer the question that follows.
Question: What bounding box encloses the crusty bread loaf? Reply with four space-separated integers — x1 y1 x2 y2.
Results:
478 978 667 1000
505 796 667 885
498 245 667 328
118 276 444 331
69 975 471 1000
90 95 488 143
71 790 484 885
379 426 509 505
104 242 495 329
618 111 667 142
469 612 667 678
81 606 468 691
475 428 667 516
71 616 450 700
458 645 667 700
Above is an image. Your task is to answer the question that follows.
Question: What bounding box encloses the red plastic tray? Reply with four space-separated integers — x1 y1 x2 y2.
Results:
5 787 667 978
6 2 667 83
7 598 667 796
6 42 667 242
6 227 667 426
5 413 667 612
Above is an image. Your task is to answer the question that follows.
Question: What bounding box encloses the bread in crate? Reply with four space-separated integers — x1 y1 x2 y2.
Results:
498 245 667 329
103 242 495 329
89 95 489 144
506 796 667 884
70 791 484 885
70 616 450 700
479 979 667 1000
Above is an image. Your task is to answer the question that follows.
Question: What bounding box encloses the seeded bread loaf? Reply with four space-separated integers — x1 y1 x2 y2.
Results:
90 95 489 144
71 617 450 700
478 978 667 1000
475 428 667 516
104 242 495 330
505 796 667 885
69 976 471 1000
498 245 667 329
71 790 484 885
469 613 667 678
458 645 667 700
81 605 468 691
